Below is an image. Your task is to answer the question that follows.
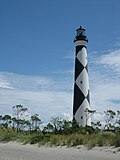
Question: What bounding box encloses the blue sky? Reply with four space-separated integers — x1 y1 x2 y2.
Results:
0 0 120 124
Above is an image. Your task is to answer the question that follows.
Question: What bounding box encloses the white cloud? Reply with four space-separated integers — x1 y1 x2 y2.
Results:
89 48 120 119
0 75 14 89
0 89 72 123
0 72 72 122
63 51 74 60
99 49 120 73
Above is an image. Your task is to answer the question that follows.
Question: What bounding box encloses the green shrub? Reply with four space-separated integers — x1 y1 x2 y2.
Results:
0 128 120 148
115 135 120 147
29 133 44 144
101 131 116 137
97 138 104 147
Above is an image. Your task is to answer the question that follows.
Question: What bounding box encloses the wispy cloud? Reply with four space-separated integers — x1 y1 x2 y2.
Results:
89 48 120 123
0 72 73 122
63 51 74 60
0 89 72 122
99 49 120 73
0 75 14 89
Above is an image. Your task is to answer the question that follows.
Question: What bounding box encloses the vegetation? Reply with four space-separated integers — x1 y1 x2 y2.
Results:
0 105 120 149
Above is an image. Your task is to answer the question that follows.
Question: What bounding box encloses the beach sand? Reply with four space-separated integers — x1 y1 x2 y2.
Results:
0 142 120 160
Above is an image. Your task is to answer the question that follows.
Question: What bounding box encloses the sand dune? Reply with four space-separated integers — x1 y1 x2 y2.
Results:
0 142 120 160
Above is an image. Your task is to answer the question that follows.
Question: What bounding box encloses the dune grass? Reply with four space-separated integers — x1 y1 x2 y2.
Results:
0 128 120 149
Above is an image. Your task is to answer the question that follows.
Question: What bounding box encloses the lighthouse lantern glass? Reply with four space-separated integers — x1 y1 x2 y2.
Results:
77 29 86 37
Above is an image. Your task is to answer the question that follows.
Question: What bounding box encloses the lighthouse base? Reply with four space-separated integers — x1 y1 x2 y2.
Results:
74 99 91 127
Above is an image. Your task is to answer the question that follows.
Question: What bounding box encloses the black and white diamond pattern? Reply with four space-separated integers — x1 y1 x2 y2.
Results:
75 59 84 79
77 47 87 67
73 84 85 116
73 46 91 126
74 98 90 126
76 68 89 97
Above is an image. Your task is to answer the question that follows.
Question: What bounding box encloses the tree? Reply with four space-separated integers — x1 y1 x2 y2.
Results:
25 120 32 131
0 115 2 121
11 117 17 130
30 114 42 131
104 110 116 130
17 119 28 131
2 115 12 128
43 123 54 133
116 111 120 127
12 105 28 131
0 115 3 128
0 115 3 124
71 118 79 131
62 120 72 134
104 110 120 130
91 121 102 131
50 117 63 133
84 108 96 126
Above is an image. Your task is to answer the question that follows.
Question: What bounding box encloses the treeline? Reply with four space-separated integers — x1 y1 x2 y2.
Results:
0 105 42 132
0 105 120 134
0 105 120 148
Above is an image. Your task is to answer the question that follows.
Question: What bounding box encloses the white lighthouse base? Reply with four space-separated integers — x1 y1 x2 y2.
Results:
74 99 91 127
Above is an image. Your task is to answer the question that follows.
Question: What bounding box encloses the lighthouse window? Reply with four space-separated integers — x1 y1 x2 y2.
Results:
81 81 82 84
81 116 83 119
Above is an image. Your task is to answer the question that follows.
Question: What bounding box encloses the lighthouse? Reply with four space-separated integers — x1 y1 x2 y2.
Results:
73 26 91 127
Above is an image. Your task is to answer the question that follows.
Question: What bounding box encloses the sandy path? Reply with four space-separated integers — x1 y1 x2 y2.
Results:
0 142 120 160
